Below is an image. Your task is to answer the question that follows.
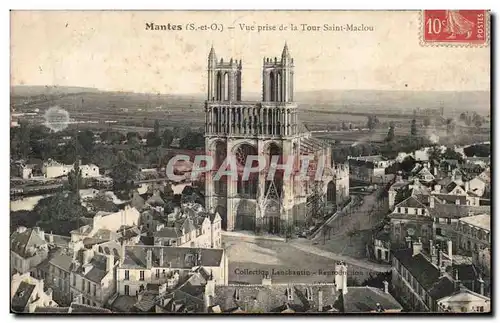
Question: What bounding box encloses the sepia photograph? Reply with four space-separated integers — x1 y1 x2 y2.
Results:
9 10 491 314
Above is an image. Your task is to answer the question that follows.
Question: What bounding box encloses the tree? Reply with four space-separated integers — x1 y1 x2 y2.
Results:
67 161 84 194
77 129 95 153
179 132 205 149
146 131 162 147
154 119 161 137
109 151 139 191
34 192 89 235
126 132 141 146
366 116 379 131
446 118 455 135
442 148 464 163
410 119 417 136
162 129 174 147
428 145 442 162
386 122 395 142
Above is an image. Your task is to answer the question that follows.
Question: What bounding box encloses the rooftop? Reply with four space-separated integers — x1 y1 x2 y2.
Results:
459 214 490 231
11 281 36 312
121 246 224 269
10 227 47 258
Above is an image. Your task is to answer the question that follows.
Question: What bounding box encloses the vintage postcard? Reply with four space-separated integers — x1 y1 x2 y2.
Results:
10 10 491 314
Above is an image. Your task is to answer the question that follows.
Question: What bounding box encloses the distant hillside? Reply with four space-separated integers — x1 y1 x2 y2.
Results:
11 85 100 97
11 86 490 115
295 90 490 114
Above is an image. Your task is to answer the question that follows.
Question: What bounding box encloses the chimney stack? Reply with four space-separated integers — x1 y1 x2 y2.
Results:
478 275 485 296
383 280 389 294
412 238 423 256
106 254 114 272
159 248 164 266
146 248 152 268
318 290 323 312
447 240 453 262
454 269 461 291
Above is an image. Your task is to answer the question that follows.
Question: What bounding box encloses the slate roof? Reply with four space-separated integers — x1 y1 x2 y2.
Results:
154 227 181 239
48 252 73 272
111 295 137 312
395 196 427 209
158 290 204 313
428 204 490 219
121 246 224 269
459 214 490 231
427 277 456 300
433 194 467 205
43 234 70 247
73 253 111 284
69 303 112 313
33 307 70 313
392 249 442 290
10 228 47 258
210 284 338 313
333 286 403 313
11 281 36 312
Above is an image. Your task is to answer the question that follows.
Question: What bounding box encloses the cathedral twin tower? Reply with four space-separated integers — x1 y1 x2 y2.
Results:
207 43 294 104
204 43 304 233
205 43 298 138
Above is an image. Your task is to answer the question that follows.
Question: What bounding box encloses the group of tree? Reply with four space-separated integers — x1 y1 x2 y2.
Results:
33 191 90 235
385 122 395 142
463 143 490 157
366 115 380 131
459 111 485 128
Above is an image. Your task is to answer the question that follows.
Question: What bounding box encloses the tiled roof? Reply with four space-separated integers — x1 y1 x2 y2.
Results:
121 246 224 269
11 281 35 312
11 228 48 258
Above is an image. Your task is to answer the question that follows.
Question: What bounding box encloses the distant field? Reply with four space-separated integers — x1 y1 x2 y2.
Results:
11 88 491 144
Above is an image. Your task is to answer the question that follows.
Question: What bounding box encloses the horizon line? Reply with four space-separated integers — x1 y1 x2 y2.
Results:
11 84 490 96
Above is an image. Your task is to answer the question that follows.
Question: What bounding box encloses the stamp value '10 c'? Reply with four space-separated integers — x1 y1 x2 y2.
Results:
423 10 489 46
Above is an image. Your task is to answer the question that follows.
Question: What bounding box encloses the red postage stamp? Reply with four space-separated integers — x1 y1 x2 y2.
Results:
422 10 489 46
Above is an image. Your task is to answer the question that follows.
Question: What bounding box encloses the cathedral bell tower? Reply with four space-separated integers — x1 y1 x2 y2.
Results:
207 45 242 102
262 42 294 102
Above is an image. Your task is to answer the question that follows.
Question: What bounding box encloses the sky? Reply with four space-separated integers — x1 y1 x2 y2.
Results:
11 10 490 94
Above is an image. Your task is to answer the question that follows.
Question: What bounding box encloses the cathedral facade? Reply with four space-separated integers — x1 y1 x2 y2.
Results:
204 44 349 234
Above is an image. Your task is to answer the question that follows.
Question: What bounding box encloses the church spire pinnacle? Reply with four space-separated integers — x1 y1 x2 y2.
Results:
281 42 290 58
208 45 217 64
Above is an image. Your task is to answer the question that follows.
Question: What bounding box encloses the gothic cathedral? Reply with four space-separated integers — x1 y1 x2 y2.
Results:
204 44 349 235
